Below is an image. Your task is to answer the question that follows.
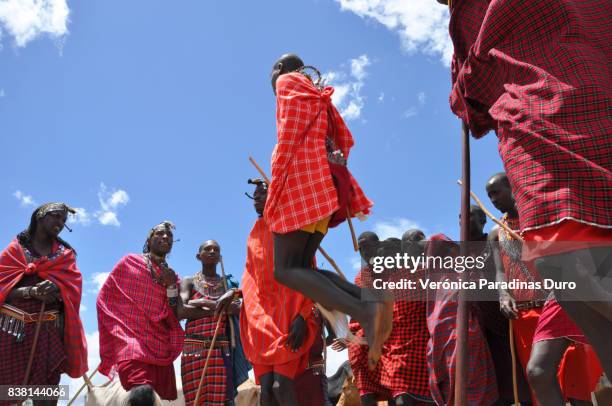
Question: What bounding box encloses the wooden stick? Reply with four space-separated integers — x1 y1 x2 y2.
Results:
346 208 359 252
67 365 99 406
219 257 236 349
248 156 348 279
509 320 522 406
456 180 523 241
248 156 270 184
455 121 470 406
193 314 224 406
23 302 45 385
317 246 347 281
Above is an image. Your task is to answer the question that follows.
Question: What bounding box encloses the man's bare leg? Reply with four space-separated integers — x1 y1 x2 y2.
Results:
526 339 570 406
534 247 612 378
273 230 392 368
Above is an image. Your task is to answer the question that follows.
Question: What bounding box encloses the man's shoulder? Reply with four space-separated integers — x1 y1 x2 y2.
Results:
113 253 145 270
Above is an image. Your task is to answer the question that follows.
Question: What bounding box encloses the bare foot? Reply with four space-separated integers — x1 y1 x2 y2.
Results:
361 301 394 370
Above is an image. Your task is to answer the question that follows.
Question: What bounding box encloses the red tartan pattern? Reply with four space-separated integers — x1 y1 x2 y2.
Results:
0 240 87 379
181 279 230 405
448 0 612 232
425 235 498 406
348 270 430 399
97 254 184 378
0 275 64 403
264 72 373 234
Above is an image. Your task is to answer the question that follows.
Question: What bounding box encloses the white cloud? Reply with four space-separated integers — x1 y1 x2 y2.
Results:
418 91 426 105
373 217 423 240
350 256 362 271
403 107 418 119
0 89 5 97
95 183 129 227
324 54 371 121
60 331 103 406
334 0 453 66
13 190 37 207
80 303 87 312
377 92 384 103
91 272 110 292
68 207 91 226
0 0 69 48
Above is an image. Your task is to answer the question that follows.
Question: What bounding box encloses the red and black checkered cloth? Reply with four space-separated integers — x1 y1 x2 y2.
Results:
448 0 612 232
0 239 87 380
181 289 230 406
265 72 373 234
97 254 184 378
348 269 431 400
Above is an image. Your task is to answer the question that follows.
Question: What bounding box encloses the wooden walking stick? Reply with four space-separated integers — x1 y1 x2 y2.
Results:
248 156 349 279
22 302 45 385
193 314 225 406
456 180 523 241
219 257 236 349
67 364 99 406
455 121 471 406
509 320 522 405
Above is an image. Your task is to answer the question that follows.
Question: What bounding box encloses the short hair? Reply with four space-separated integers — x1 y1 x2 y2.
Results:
487 172 511 188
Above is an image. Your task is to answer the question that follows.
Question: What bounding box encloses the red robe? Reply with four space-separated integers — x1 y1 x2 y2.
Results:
0 239 87 379
265 72 373 234
239 217 318 367
448 0 612 233
348 267 431 400
97 254 184 378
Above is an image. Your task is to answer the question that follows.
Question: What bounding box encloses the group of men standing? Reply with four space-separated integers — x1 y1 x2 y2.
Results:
1 0 611 405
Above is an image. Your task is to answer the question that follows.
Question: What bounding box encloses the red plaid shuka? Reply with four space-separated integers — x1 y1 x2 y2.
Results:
97 254 184 378
182 275 232 406
0 239 88 379
348 268 431 400
448 0 612 232
425 235 498 406
264 72 373 234
240 217 318 366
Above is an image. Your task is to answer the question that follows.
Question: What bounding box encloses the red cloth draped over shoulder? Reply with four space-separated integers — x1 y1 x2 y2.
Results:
264 72 373 234
0 239 88 378
240 217 318 366
448 0 612 232
97 254 184 377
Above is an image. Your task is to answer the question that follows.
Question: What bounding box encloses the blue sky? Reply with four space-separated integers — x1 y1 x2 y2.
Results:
0 0 503 401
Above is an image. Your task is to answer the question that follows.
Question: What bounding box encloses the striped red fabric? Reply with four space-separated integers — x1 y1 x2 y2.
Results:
264 72 373 234
240 217 318 366
348 269 431 400
448 0 612 232
97 254 184 378
0 239 87 379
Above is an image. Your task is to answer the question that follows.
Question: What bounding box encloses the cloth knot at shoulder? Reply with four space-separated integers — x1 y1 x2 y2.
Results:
320 86 335 104
25 262 38 275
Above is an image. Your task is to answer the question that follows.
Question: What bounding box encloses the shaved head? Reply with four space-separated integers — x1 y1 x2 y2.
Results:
270 53 305 94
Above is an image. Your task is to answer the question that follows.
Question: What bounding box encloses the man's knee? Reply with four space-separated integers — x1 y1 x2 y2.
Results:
393 394 415 406
526 359 556 388
128 384 156 406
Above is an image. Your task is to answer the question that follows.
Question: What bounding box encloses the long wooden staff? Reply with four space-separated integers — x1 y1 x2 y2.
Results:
248 156 348 279
67 364 99 406
193 314 224 406
455 121 471 406
456 180 523 241
23 302 45 385
509 320 521 405
219 258 236 349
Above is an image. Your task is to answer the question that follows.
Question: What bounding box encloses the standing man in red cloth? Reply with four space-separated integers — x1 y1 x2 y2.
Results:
0 203 88 403
345 232 433 406
97 221 184 403
487 172 602 405
240 178 321 406
267 53 392 370
437 0 612 385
